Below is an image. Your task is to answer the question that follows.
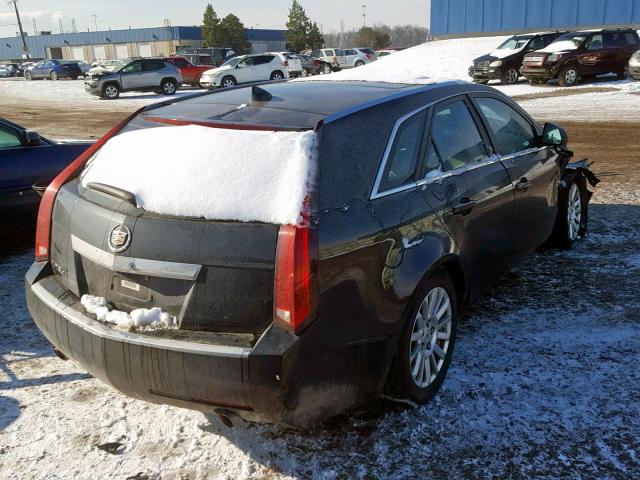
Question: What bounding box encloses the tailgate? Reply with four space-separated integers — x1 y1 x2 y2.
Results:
51 180 278 334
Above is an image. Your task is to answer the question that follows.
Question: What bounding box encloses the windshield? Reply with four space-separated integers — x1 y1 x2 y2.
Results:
497 36 530 50
221 57 241 67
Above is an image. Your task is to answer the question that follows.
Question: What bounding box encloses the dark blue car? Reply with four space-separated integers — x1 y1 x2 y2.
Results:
0 118 93 218
25 59 82 81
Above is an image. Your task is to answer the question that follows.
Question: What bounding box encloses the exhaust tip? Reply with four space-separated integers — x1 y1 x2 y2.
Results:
213 408 243 428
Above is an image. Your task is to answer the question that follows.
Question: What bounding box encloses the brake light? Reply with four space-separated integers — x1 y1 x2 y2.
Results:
273 198 318 333
283 60 289 67
366 53 373 60
34 108 144 262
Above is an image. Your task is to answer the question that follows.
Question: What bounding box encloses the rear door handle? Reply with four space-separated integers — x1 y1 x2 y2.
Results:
515 178 531 192
452 198 477 216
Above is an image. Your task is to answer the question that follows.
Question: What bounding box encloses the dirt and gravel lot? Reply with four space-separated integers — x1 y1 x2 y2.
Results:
1 73 639 478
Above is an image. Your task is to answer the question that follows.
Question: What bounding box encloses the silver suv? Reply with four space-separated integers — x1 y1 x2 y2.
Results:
84 59 182 99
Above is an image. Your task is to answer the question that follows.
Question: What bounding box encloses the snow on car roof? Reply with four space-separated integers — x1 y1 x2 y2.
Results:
80 125 317 225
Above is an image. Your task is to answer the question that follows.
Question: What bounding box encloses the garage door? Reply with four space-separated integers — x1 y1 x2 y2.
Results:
94 45 106 61
139 44 152 58
72 47 85 61
115 45 129 59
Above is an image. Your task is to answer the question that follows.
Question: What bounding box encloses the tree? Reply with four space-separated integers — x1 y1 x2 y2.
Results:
202 4 220 47
307 22 324 50
356 26 392 49
285 0 310 52
218 14 250 54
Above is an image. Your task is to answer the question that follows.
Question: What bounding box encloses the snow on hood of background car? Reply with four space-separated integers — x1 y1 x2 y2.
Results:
80 125 317 225
489 47 525 59
537 41 581 53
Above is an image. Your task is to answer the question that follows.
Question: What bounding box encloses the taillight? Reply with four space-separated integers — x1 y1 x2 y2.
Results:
273 199 318 334
366 53 373 60
34 108 144 262
283 60 289 67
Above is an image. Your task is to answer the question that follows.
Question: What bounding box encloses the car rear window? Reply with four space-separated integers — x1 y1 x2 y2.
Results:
378 109 427 192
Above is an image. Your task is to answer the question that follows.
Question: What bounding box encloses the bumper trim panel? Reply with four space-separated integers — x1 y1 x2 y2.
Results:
31 279 251 358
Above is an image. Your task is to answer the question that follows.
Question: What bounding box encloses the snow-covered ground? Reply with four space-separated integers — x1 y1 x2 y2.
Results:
2 189 639 478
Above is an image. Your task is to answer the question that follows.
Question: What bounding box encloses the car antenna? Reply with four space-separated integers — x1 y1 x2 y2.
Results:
252 86 272 102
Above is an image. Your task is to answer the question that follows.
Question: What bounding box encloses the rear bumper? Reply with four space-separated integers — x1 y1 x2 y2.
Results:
26 262 391 426
468 66 502 80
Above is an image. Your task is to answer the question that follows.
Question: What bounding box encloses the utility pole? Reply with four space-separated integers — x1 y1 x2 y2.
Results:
59 19 64 34
32 17 36 35
92 14 98 32
362 4 367 28
71 18 77 33
7 0 29 58
339 18 345 48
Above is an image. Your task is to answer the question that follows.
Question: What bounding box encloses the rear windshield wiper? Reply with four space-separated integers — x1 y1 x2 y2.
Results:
85 182 137 206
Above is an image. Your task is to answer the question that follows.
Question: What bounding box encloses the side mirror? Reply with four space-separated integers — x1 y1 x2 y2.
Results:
25 130 41 146
542 123 568 147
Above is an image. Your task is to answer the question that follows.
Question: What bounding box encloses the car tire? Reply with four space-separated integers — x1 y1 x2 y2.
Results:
559 65 580 87
617 67 629 80
388 270 458 404
25 71 32 81
72 76 78 80
161 79 177 95
548 176 589 249
355 60 364 68
473 79 489 84
301 68 309 77
270 71 285 81
102 83 120 99
221 76 237 88
50 71 58 81
322 63 332 75
501 67 520 85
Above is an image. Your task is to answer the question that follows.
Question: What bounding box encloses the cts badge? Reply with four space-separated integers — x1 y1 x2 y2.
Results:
109 224 131 253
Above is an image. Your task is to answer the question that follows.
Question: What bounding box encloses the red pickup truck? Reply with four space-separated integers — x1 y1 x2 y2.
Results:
162 56 211 85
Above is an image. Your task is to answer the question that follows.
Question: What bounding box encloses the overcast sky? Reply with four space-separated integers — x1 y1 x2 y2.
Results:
0 1 430 37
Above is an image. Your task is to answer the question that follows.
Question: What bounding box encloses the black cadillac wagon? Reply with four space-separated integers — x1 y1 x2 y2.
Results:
25 79 597 427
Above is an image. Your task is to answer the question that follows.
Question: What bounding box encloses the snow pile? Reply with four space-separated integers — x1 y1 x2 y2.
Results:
81 125 317 225
297 35 508 84
81 294 177 331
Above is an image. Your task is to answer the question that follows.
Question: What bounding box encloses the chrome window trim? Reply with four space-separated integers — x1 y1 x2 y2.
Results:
370 91 488 201
31 280 251 358
71 235 202 281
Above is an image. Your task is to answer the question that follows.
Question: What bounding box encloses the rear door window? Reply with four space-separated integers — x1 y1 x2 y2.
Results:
474 97 537 155
143 60 165 71
378 109 427 192
431 100 487 171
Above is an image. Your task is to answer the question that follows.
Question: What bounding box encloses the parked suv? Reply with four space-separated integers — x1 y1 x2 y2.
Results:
469 32 564 85
522 29 640 86
26 80 598 427
309 48 346 73
199 53 289 89
343 48 377 68
162 56 211 85
84 59 182 99
25 59 82 81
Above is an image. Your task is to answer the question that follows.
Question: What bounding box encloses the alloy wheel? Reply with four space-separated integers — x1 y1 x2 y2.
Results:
163 82 176 94
104 85 118 99
409 287 453 388
272 72 284 80
222 79 235 88
506 68 519 84
565 69 577 85
51 71 58 81
567 183 582 241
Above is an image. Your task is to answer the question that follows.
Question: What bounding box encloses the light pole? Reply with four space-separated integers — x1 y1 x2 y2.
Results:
92 14 98 32
7 0 29 58
362 4 367 28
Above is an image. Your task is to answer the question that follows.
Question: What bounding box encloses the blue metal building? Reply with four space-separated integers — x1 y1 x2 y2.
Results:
0 26 286 61
431 0 640 37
